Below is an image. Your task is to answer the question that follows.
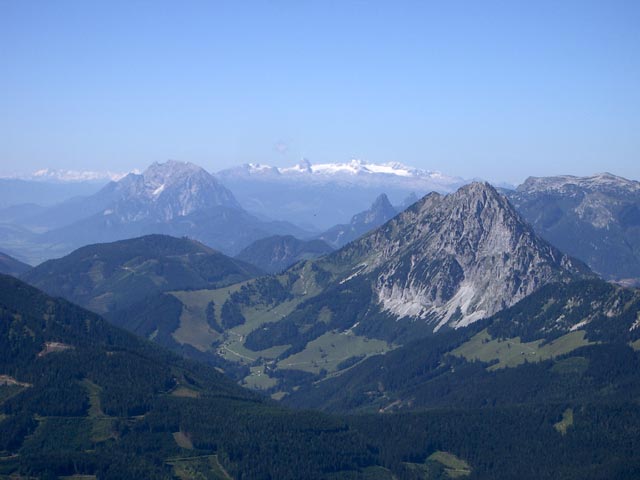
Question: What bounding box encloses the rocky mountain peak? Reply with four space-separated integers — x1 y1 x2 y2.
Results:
319 193 399 248
296 158 313 173
352 193 397 226
143 159 202 183
371 193 393 210
335 182 590 330
443 181 503 210
104 160 241 221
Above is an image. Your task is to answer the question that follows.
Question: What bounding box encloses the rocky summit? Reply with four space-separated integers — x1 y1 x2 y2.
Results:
5 160 309 263
319 193 398 248
332 182 590 329
102 160 241 222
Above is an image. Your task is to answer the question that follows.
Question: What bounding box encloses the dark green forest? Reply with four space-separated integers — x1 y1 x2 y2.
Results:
2 274 640 479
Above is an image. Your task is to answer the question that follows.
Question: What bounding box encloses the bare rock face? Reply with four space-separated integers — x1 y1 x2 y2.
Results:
333 182 590 329
107 160 241 222
505 173 640 283
26 161 309 262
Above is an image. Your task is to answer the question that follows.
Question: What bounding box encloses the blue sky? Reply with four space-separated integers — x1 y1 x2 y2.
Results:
1 0 639 183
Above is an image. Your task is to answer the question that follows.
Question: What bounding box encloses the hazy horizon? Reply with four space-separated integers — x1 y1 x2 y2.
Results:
2 1 639 185
1 157 637 188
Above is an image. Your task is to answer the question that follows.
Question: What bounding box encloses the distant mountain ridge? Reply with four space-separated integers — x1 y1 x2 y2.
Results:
7 161 239 232
1 168 131 183
0 178 104 209
217 159 465 229
319 193 398 248
0 159 464 263
505 172 640 283
517 172 640 195
0 251 30 277
219 158 462 186
235 235 333 273
0 161 310 264
21 234 262 315
94 160 241 222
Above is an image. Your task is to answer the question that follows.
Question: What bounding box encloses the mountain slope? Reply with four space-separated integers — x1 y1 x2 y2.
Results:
0 274 392 479
21 234 262 315
505 172 640 284
0 161 233 232
340 182 589 329
285 278 640 412
98 160 241 221
3 276 640 479
319 193 398 248
0 161 230 232
300 182 589 332
131 182 591 395
235 235 334 273
234 183 589 375
2 161 311 264
0 251 30 276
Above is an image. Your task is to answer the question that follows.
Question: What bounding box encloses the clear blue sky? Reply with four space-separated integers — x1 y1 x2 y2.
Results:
1 0 639 184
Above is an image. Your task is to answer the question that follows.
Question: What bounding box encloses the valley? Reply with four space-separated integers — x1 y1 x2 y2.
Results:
2 167 640 479
4 3 640 477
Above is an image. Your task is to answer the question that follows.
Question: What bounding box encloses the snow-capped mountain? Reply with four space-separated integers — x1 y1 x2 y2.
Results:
218 159 465 229
3 168 132 183
219 158 462 188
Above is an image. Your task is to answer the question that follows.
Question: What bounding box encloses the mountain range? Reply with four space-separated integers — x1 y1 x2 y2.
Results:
0 161 308 264
222 183 590 388
5 164 640 478
5 159 639 288
3 248 640 478
243 182 589 338
505 172 640 284
45 182 592 395
217 159 463 229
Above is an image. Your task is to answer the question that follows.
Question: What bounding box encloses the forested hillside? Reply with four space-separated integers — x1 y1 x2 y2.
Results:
3 274 640 479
